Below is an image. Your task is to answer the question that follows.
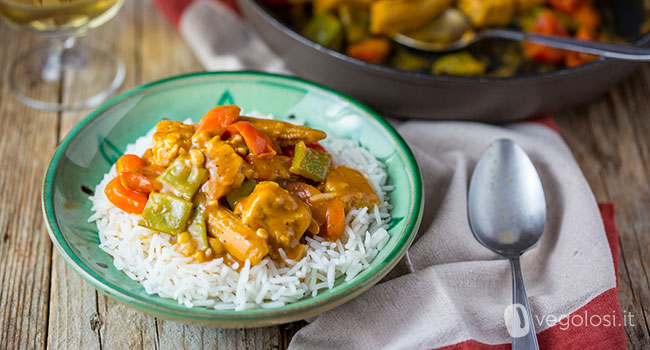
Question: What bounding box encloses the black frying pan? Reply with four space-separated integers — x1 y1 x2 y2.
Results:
239 0 649 121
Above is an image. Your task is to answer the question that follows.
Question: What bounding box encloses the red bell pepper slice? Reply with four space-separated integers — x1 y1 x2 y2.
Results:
195 105 240 136
104 176 148 214
227 121 277 158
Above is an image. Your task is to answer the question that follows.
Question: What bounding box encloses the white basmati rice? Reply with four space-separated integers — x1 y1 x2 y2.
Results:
89 118 391 310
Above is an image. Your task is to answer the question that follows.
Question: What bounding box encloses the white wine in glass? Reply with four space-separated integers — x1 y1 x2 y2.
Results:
0 0 126 111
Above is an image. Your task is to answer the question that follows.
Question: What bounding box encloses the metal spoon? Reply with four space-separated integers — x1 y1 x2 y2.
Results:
467 139 546 350
393 9 650 60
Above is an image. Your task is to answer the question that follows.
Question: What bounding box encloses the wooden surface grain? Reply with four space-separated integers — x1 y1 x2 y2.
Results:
0 0 648 349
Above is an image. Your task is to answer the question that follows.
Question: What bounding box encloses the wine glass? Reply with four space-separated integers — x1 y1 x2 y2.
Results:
0 0 126 111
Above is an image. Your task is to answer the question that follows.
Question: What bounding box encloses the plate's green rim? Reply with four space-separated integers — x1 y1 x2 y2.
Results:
42 71 423 322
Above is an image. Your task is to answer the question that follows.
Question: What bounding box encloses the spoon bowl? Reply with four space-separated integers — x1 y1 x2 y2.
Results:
468 139 546 350
468 139 546 257
392 9 475 53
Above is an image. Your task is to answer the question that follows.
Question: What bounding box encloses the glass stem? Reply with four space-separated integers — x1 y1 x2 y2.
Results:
42 37 76 82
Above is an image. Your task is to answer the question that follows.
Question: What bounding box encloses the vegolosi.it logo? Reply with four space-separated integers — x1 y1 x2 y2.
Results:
504 303 635 336
504 303 530 337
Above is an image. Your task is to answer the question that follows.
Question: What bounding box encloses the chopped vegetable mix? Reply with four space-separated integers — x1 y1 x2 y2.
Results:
105 105 381 267
264 0 618 76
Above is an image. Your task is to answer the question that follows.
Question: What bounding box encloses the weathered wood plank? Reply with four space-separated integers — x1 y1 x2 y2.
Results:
556 64 650 350
96 298 159 350
592 67 650 349
156 324 280 350
47 1 142 349
139 0 202 84
278 320 307 349
46 255 102 350
0 24 58 350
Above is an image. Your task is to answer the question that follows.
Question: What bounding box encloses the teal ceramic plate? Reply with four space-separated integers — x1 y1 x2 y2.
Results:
42 71 423 327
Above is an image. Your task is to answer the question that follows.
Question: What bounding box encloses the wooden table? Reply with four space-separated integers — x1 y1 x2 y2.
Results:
1 1 649 349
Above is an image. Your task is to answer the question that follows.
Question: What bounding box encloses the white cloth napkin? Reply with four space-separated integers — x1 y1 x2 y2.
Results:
288 121 616 349
178 0 288 73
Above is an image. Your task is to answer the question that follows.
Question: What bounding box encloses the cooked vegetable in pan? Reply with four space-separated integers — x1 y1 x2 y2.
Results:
105 105 379 266
264 0 620 76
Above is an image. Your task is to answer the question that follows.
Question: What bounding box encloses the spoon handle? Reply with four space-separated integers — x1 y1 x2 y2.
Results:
509 257 540 350
482 29 650 61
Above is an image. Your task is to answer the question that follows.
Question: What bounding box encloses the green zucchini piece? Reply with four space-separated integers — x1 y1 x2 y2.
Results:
432 52 486 76
225 180 256 210
302 13 343 48
138 193 193 235
289 141 331 182
339 4 369 45
156 156 207 201
187 207 208 250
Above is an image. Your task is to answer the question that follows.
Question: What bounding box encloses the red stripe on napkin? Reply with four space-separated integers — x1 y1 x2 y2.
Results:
153 0 240 27
528 115 559 133
153 0 194 27
537 288 625 350
436 204 625 350
599 203 619 277
538 204 623 348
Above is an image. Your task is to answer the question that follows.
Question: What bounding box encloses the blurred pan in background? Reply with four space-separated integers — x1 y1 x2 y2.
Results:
239 0 649 121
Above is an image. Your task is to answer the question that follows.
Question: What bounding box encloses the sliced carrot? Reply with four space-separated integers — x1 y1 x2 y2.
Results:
322 199 345 241
550 0 584 14
523 10 568 63
347 38 391 64
104 177 148 214
195 105 241 136
227 121 277 158
116 154 145 174
572 3 600 29
285 181 345 240
565 27 600 67
119 172 155 194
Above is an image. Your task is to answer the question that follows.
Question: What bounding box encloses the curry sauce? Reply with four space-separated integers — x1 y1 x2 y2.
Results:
104 105 380 268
